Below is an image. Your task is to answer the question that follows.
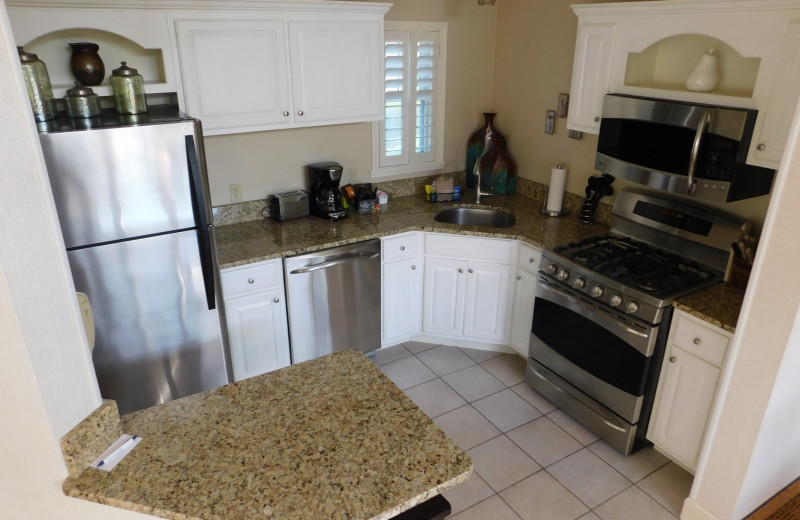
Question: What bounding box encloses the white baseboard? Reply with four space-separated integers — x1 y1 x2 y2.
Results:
681 498 721 520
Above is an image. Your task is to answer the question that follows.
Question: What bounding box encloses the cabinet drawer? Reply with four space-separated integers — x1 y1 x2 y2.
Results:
672 314 730 367
382 233 419 263
424 233 513 262
517 243 542 274
221 259 283 299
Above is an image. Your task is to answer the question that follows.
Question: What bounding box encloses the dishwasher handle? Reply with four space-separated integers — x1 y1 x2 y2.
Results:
289 251 380 274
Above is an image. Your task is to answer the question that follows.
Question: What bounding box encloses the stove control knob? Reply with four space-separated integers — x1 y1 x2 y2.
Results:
557 269 570 281
547 264 558 275
610 294 623 307
573 278 586 289
591 286 605 298
627 301 640 314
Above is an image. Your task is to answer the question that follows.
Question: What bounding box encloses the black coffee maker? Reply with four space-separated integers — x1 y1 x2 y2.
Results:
308 162 347 221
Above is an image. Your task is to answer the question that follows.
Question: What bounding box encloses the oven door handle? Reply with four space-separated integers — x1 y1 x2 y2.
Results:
688 111 711 196
536 277 656 357
530 365 627 433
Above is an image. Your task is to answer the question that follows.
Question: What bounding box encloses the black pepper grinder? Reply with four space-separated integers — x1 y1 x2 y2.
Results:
579 173 615 224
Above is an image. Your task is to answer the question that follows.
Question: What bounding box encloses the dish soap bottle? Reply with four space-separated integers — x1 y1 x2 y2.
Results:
110 62 148 115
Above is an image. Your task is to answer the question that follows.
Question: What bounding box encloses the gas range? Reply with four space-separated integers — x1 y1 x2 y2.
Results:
539 191 743 325
541 234 721 324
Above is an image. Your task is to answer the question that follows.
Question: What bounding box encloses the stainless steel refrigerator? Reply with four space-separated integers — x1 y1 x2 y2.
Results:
38 106 232 415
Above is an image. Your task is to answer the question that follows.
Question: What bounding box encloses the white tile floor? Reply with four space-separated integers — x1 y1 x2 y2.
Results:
372 342 694 520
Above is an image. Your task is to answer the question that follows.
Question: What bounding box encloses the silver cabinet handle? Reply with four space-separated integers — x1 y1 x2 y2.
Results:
289 252 379 274
400 245 405 251
297 110 304 116
273 297 280 303
688 111 711 196
458 268 464 273
248 278 255 284
411 265 416 270
468 268 474 273
670 356 677 363
757 143 766 151
693 337 702 345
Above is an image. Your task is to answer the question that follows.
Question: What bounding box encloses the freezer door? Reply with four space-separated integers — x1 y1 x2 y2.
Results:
68 229 230 414
40 122 198 248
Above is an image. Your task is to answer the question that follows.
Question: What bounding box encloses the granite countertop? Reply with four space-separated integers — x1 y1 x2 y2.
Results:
214 191 609 269
673 282 746 333
62 350 472 520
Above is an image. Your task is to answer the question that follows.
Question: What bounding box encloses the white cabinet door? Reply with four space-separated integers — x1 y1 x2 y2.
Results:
225 288 291 381
174 18 293 133
749 21 800 168
422 257 466 337
510 268 538 357
382 257 422 345
567 22 616 134
647 345 720 472
288 20 383 125
463 260 511 343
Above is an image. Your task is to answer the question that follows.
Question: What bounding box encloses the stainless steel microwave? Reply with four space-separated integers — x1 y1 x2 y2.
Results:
595 94 775 203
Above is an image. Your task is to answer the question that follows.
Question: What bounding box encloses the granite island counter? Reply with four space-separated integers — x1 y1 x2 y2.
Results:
61 350 472 520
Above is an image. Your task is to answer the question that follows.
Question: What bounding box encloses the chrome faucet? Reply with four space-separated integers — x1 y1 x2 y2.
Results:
474 168 493 204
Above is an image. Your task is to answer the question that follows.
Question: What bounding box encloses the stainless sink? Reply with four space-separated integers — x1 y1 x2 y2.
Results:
434 207 516 228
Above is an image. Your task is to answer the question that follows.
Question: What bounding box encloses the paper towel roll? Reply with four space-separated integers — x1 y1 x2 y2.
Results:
546 165 567 212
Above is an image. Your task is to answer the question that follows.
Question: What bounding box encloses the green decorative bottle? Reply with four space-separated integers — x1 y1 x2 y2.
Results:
465 113 503 189
17 46 56 122
474 135 517 195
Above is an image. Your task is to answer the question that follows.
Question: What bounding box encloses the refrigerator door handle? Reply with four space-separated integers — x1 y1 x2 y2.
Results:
186 134 210 230
186 133 215 310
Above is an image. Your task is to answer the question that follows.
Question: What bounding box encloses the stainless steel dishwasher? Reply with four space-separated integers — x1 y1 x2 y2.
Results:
284 239 381 363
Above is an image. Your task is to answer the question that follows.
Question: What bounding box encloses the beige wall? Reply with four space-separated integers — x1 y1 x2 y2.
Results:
205 0 497 206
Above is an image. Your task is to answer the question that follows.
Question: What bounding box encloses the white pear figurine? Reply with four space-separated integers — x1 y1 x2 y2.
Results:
686 48 719 92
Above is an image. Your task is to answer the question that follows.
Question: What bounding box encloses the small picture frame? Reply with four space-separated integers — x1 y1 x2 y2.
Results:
545 110 556 134
557 93 569 118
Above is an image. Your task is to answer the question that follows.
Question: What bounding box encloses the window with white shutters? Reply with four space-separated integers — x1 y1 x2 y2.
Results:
372 22 447 178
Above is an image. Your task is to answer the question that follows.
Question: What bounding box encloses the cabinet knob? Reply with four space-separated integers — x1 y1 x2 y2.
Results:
594 116 600 122
669 356 677 363
283 111 289 117
458 268 464 273
297 110 304 116
400 246 405 251
468 268 474 274
517 275 522 280
693 337 702 345
248 278 255 284
529 258 535 263
757 143 766 151
273 297 280 303
411 265 416 270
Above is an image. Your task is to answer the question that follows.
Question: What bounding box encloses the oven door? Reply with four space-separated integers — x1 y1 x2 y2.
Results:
529 276 660 424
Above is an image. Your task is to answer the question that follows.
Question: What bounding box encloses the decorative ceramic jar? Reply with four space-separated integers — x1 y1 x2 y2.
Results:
474 135 517 195
17 46 56 122
69 42 105 86
65 83 102 119
686 48 719 92
110 62 148 115
465 113 504 188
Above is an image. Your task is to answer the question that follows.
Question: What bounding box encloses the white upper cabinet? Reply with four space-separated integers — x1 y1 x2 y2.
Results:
568 0 800 169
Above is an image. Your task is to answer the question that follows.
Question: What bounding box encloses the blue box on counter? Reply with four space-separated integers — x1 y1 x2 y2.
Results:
358 198 382 214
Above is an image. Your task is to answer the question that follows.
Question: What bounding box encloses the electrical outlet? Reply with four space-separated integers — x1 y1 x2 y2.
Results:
348 168 358 181
230 183 243 203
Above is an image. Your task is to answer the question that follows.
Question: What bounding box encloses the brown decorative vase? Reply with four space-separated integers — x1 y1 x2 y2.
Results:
69 42 105 86
465 113 504 189
474 135 517 195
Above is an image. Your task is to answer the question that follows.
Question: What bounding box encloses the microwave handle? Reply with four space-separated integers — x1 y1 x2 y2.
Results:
688 111 712 195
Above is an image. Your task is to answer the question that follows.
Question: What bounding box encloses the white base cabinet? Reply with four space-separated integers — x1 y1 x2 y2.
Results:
422 234 514 345
381 233 422 346
221 259 291 381
509 243 542 356
648 310 732 473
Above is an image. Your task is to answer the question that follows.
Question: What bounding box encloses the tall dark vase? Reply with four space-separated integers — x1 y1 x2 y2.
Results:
475 136 517 195
465 113 504 189
69 42 105 86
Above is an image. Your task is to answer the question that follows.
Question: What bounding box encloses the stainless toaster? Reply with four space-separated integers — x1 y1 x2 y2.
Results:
267 190 310 222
